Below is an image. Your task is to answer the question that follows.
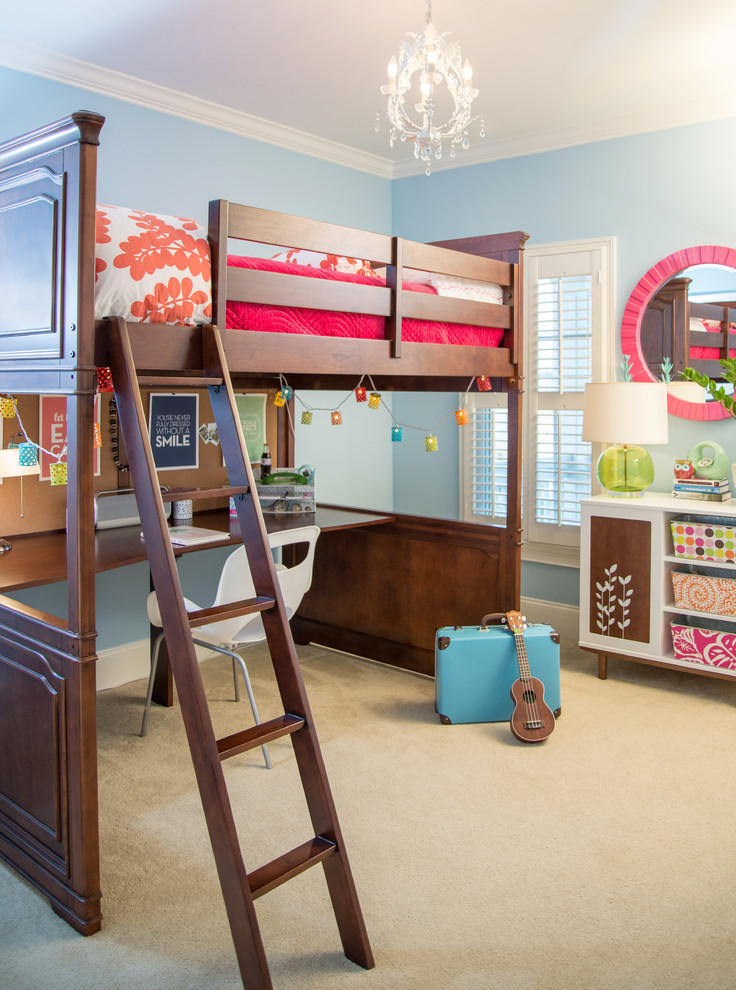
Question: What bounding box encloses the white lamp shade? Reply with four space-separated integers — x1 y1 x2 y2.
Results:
0 448 41 477
582 382 669 446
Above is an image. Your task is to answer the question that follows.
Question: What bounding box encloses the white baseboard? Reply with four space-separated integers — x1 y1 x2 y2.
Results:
96 639 150 692
96 600 580 692
519 597 579 641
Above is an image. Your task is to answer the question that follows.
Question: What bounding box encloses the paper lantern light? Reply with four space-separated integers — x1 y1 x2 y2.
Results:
18 442 38 467
455 408 469 425
274 390 287 407
280 385 293 401
476 375 492 392
368 392 381 409
50 462 68 486
425 436 438 452
301 411 312 425
331 411 343 425
0 396 15 418
97 367 114 392
391 426 403 442
93 423 102 449
355 387 367 403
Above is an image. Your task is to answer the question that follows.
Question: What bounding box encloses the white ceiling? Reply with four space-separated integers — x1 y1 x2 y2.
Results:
1 0 735 177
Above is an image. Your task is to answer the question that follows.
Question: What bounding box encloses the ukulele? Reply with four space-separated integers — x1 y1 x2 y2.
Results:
505 611 556 743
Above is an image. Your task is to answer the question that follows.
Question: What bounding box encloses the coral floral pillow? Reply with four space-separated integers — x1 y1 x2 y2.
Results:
270 249 380 279
95 205 212 324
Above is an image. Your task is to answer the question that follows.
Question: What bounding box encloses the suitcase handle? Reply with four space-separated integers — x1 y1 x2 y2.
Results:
480 613 506 628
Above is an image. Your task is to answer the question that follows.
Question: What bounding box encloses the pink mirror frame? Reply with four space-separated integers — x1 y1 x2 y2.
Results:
621 245 736 421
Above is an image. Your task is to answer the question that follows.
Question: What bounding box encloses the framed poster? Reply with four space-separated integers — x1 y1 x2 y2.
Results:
39 395 101 481
148 393 199 471
234 394 267 462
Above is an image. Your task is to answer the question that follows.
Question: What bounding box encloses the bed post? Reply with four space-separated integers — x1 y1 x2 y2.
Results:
0 112 104 935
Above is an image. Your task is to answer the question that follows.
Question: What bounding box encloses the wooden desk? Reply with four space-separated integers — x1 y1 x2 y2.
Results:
0 505 394 594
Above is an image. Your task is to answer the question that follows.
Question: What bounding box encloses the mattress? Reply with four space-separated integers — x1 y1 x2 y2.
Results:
225 256 505 347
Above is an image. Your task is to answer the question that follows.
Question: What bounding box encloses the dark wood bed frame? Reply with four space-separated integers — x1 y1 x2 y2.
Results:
0 113 526 943
640 275 736 381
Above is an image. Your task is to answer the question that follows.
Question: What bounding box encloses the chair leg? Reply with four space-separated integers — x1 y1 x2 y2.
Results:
141 631 165 737
192 640 272 770
232 657 241 702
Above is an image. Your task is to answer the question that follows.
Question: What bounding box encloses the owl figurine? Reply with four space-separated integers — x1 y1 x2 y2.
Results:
674 459 694 480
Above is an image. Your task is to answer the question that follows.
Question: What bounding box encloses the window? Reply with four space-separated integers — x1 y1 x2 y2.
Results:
461 238 615 565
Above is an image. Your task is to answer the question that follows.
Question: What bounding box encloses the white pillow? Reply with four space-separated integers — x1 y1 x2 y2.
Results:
95 205 212 324
270 249 380 278
402 269 503 304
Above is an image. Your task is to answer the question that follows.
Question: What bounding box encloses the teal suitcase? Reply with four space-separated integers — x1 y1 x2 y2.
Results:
435 613 561 724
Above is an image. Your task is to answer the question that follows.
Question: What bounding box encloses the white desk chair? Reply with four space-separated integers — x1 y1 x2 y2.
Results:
141 524 320 770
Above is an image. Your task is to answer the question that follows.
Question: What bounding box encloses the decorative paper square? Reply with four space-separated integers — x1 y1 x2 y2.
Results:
39 395 101 481
148 393 199 471
234 394 267 462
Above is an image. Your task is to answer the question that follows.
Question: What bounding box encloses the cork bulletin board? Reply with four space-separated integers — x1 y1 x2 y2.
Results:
0 388 280 538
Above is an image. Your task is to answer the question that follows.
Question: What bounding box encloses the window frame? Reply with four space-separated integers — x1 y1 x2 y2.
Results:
460 237 615 568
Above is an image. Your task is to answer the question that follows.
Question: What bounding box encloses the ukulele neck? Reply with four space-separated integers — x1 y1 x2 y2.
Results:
512 630 532 681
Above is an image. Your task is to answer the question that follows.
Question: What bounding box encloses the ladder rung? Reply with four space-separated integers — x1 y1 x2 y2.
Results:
217 714 305 761
137 375 224 388
161 485 250 502
249 837 337 900
187 596 275 629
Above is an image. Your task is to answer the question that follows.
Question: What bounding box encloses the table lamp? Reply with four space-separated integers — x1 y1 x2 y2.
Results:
0 446 41 551
582 382 669 497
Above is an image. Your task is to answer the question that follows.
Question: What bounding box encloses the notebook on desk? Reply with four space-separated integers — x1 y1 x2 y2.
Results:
140 525 231 547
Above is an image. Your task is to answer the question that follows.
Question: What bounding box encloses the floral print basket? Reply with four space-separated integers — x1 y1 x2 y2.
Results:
671 570 736 616
670 619 736 669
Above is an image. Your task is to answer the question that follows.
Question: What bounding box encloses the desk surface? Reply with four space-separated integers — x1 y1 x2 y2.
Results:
0 505 395 594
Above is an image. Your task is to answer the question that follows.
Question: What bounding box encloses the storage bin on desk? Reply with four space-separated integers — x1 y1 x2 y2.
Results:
671 567 736 616
670 616 736 670
670 515 736 564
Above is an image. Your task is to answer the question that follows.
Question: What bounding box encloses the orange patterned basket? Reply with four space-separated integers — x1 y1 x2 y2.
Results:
671 570 736 616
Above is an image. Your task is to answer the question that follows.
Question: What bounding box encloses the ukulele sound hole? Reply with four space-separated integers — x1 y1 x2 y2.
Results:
522 689 537 705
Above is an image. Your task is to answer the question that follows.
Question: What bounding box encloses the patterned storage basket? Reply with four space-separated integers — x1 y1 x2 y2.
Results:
670 516 736 564
670 618 736 669
671 570 736 616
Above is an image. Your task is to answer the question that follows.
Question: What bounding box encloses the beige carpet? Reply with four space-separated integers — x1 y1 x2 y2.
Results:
1 639 735 990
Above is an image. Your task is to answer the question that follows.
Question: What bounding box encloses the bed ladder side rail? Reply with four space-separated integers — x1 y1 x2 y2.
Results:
106 316 373 990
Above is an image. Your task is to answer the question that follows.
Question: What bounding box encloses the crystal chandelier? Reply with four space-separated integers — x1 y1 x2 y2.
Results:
377 0 484 174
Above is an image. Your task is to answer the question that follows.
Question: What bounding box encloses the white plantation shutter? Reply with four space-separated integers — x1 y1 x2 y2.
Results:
465 404 508 523
461 239 614 560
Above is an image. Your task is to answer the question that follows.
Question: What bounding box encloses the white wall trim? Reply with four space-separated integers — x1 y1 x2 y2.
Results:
96 638 150 692
3 37 736 181
519 597 579 642
0 37 393 179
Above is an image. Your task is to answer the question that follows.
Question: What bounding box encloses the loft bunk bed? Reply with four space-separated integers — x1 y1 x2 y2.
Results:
0 112 526 956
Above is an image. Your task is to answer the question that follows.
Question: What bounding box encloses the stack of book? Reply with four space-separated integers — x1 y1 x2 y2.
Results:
672 477 732 502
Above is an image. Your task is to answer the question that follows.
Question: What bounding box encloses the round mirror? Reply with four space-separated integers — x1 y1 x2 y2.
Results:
621 245 736 420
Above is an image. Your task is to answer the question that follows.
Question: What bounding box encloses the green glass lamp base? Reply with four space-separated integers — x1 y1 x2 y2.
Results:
596 444 654 497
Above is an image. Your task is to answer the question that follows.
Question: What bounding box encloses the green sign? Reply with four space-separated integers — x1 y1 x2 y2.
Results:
234 393 267 462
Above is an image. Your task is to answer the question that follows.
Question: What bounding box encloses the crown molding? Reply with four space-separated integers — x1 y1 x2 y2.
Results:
0 37 395 179
2 36 735 183
392 100 736 178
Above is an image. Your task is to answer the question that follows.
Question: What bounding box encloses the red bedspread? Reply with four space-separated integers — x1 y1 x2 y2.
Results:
225 256 504 347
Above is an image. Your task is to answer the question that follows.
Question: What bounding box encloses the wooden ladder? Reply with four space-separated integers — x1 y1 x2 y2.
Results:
107 317 374 990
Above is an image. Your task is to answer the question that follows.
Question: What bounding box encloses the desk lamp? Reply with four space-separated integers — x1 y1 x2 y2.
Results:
0 446 41 551
582 382 669 497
